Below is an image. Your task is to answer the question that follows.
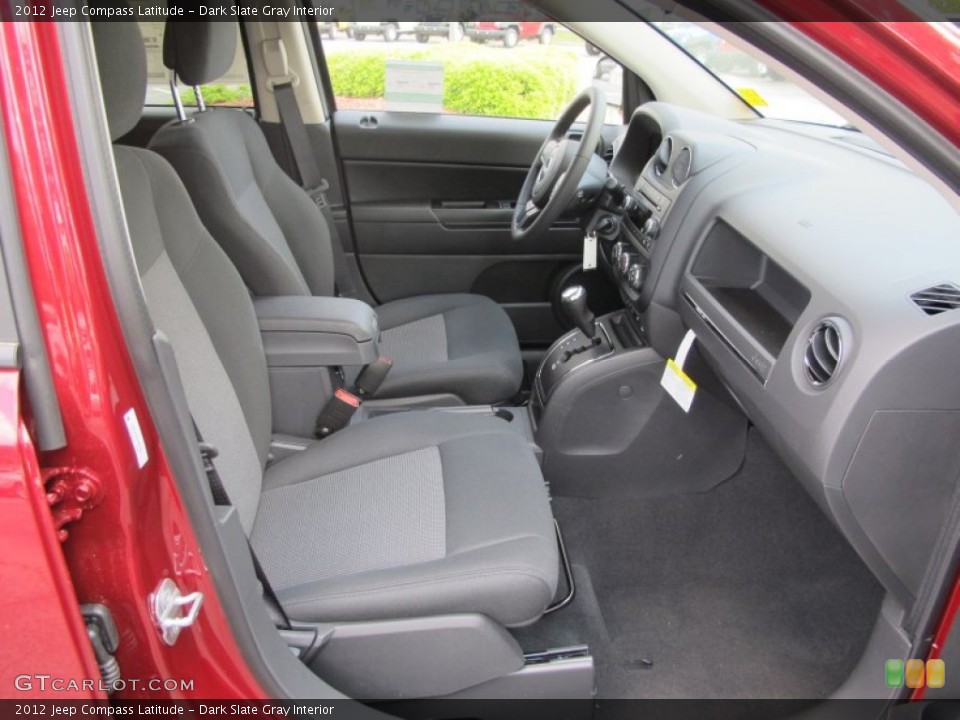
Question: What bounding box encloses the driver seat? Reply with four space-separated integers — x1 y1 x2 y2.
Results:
148 21 522 405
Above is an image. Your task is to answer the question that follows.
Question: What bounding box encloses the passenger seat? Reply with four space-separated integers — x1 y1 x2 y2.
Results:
148 20 524 406
92 21 558 628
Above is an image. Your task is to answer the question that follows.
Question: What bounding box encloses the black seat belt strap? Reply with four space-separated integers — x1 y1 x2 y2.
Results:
192 421 291 630
273 82 324 194
273 81 357 299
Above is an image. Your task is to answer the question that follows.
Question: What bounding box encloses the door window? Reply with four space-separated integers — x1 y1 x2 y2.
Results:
320 17 623 122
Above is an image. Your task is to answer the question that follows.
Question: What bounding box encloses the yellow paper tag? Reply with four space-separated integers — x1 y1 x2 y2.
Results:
661 359 697 412
661 329 698 412
737 87 768 107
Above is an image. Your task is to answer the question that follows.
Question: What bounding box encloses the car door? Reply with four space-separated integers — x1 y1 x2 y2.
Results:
319 22 625 348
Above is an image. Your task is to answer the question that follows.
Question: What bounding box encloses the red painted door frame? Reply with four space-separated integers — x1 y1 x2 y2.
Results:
0 21 265 699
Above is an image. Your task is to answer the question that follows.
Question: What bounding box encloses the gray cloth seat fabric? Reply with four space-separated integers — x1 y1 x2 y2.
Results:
149 21 522 405
375 294 523 403
93 21 556 628
252 412 557 625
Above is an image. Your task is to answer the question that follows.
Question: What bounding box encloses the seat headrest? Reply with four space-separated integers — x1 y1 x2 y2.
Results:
163 20 237 87
91 21 147 142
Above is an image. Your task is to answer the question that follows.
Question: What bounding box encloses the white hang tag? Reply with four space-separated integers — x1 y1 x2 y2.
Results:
124 408 149 468
660 329 697 413
582 232 598 270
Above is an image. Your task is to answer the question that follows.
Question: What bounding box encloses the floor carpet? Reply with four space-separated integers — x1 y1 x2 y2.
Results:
514 429 885 699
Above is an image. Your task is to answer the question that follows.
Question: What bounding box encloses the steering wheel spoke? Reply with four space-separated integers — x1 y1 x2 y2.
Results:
540 139 560 166
517 200 542 229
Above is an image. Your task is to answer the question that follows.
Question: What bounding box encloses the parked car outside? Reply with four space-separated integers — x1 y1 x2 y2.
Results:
415 22 465 42
463 21 555 47
318 22 351 40
349 21 420 42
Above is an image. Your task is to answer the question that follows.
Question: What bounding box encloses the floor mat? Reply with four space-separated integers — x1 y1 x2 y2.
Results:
516 429 885 699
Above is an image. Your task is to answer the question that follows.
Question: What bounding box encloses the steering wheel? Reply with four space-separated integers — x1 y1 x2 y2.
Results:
511 86 607 241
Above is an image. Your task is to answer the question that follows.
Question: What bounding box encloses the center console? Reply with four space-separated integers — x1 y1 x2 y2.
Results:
255 296 380 439
532 309 643 411
530 283 747 500
254 295 547 463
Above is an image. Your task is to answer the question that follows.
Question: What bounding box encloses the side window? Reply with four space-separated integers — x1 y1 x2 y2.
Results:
139 22 253 108
320 14 623 123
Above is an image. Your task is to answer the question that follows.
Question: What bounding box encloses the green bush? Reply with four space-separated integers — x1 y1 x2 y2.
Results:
327 49 578 119
179 84 253 107
444 58 576 119
327 53 387 98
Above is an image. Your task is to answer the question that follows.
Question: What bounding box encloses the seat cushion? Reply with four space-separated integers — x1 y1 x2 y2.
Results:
250 412 558 627
375 294 524 405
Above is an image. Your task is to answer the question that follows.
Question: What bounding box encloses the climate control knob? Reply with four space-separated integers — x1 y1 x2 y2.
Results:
627 263 645 291
610 242 629 264
617 251 637 277
642 217 661 240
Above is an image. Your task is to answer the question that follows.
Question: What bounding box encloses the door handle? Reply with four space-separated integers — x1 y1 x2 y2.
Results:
359 115 379 129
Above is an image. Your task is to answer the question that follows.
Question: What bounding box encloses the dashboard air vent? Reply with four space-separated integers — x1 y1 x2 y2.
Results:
672 146 692 185
803 320 843 388
910 283 960 316
653 137 672 177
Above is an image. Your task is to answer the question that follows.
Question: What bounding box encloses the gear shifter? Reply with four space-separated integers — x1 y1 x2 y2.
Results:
561 285 596 341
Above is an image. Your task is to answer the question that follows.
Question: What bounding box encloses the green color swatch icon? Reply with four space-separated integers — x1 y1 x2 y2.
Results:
886 659 905 688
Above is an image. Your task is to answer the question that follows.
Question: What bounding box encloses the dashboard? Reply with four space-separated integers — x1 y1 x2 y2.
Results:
600 102 960 609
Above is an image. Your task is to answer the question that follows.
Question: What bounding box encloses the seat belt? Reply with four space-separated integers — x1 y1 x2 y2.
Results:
192 422 292 631
271 75 358 299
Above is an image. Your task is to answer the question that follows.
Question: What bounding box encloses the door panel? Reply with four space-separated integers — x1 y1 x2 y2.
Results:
335 110 555 165
333 110 586 347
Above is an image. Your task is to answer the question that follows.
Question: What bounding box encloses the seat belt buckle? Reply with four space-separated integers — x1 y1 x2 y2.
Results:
354 356 393 398
307 178 330 209
315 388 361 438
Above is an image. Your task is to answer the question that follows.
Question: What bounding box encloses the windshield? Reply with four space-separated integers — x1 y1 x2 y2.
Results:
651 21 853 128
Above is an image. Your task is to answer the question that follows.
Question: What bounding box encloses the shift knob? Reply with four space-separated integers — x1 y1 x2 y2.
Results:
561 285 596 340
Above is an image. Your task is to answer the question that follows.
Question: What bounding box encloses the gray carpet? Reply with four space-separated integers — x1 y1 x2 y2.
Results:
516 429 884 699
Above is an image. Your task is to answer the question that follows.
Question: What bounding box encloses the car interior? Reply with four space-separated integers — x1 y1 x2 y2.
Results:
65 2 960 706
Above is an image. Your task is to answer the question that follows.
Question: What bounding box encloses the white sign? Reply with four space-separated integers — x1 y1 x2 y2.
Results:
385 60 444 113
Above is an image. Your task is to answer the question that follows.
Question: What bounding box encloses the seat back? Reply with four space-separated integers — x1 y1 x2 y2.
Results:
93 22 271 534
150 21 336 299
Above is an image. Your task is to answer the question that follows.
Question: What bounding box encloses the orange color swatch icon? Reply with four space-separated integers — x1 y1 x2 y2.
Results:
886 658 946 689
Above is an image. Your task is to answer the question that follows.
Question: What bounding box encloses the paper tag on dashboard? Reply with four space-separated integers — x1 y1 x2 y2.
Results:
582 233 597 271
661 329 697 413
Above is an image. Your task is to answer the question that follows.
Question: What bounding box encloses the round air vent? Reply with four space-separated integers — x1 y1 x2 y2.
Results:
672 146 692 186
653 137 672 177
803 319 844 388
